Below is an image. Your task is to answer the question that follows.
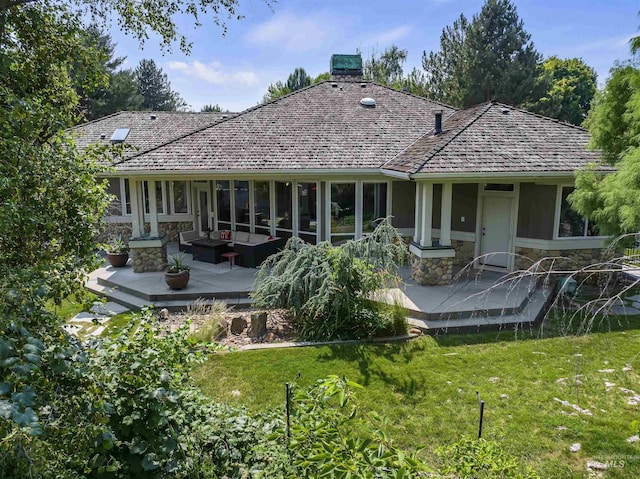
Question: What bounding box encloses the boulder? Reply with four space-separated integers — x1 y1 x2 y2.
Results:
248 311 268 338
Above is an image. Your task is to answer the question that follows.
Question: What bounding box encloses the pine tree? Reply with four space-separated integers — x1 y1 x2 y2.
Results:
135 58 186 111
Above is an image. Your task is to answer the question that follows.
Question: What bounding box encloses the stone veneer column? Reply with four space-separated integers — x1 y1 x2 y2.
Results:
409 243 455 286
129 234 168 273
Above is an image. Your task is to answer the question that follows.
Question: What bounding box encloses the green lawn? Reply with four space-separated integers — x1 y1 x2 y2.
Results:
193 318 640 478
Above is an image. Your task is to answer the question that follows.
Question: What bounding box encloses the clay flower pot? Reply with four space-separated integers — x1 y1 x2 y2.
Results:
106 252 129 267
165 270 190 290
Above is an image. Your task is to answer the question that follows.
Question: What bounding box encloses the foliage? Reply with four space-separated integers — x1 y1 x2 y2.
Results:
570 45 640 235
262 80 291 103
186 299 229 343
527 56 597 126
105 236 130 254
200 103 223 112
286 67 312 92
283 376 434 478
422 0 540 107
252 219 407 340
436 437 540 479
362 45 408 86
166 254 190 273
135 58 187 111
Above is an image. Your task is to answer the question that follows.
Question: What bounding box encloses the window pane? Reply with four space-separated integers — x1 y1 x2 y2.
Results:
558 187 586 237
331 183 355 234
123 179 131 215
105 178 122 215
362 183 387 233
142 181 164 214
276 181 292 230
216 180 231 223
234 180 250 225
172 181 188 213
254 181 271 231
298 182 317 233
156 182 164 214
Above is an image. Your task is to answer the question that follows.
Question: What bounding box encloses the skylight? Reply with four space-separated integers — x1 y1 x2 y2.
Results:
110 128 130 144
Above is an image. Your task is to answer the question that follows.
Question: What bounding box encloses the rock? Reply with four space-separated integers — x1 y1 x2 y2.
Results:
214 320 228 339
248 311 268 338
230 316 247 334
586 461 608 471
570 443 581 453
264 332 276 342
408 327 422 335
159 308 170 320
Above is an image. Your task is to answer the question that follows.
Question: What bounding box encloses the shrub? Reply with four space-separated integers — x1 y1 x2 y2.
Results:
187 299 229 343
436 437 541 479
252 219 408 340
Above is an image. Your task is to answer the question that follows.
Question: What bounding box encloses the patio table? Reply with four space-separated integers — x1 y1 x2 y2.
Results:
190 238 231 264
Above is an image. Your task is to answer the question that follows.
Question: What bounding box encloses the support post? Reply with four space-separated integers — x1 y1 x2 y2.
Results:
413 182 422 244
148 179 159 237
440 182 453 247
420 182 433 248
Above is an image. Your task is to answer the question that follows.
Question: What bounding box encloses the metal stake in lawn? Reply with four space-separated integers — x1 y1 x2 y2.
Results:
476 391 485 439
285 372 301 449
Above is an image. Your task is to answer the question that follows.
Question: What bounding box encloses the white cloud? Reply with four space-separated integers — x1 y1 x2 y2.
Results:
245 12 333 51
167 60 260 87
368 25 412 46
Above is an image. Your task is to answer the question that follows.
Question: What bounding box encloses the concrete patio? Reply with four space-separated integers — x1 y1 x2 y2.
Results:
87 242 551 332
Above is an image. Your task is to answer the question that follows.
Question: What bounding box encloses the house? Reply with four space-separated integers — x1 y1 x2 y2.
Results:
72 54 609 285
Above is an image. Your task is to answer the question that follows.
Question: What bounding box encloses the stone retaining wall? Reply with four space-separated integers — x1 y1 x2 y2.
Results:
514 247 604 272
99 220 194 242
411 255 454 286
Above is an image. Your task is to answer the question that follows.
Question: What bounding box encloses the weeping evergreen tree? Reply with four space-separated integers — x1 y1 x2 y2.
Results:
251 219 408 340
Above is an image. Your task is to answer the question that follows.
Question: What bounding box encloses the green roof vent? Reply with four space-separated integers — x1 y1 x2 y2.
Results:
330 54 363 76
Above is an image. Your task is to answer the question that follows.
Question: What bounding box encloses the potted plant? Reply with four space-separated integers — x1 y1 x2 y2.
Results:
105 237 129 267
165 254 190 290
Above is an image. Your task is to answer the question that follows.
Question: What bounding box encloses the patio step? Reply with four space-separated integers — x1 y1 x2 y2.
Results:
87 278 253 312
408 287 550 333
96 276 251 302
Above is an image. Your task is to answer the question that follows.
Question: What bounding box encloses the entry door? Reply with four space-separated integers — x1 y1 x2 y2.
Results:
480 196 512 268
195 184 211 236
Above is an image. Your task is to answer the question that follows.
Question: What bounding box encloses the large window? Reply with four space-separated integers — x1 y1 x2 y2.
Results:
276 181 292 232
142 181 165 214
331 183 356 243
362 183 387 233
123 179 132 215
234 180 250 232
216 180 231 230
298 182 317 243
254 181 271 233
171 181 189 214
558 186 598 237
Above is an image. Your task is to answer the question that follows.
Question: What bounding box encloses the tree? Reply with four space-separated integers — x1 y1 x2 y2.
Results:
135 58 187 111
422 0 540 107
362 45 408 86
528 57 597 126
286 67 311 92
201 103 222 112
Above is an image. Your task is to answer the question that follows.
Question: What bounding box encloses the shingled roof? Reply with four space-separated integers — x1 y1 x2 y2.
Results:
71 111 232 162
382 101 605 176
112 81 454 172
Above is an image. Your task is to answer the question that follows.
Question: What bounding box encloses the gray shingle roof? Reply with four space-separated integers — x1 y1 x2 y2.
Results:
71 111 232 162
383 102 606 175
113 81 454 172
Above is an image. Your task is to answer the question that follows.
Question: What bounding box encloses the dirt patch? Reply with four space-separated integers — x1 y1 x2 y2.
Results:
158 307 296 347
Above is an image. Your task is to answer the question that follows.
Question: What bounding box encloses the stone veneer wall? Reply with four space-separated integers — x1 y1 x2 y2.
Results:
131 246 167 273
411 254 454 286
157 222 194 242
514 246 604 272
451 239 475 267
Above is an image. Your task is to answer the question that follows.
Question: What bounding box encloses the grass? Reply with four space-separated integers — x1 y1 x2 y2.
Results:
46 295 94 320
192 316 640 478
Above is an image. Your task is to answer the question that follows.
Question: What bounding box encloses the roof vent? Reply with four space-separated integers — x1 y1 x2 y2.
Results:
331 82 338 88
110 128 130 144
501 108 510 115
360 83 367 88
434 110 443 134
360 97 376 108
100 134 106 140
150 114 157 120
222 114 228 119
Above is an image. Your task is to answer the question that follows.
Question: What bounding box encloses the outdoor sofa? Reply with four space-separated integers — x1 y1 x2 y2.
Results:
210 230 285 268
178 230 208 253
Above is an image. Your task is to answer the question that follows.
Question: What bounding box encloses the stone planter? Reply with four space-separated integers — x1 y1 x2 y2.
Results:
106 252 129 267
165 270 189 290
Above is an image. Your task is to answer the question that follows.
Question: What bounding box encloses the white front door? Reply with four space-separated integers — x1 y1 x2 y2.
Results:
480 196 512 268
194 184 211 236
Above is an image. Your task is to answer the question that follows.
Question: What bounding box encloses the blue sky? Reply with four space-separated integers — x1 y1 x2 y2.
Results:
108 0 639 112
